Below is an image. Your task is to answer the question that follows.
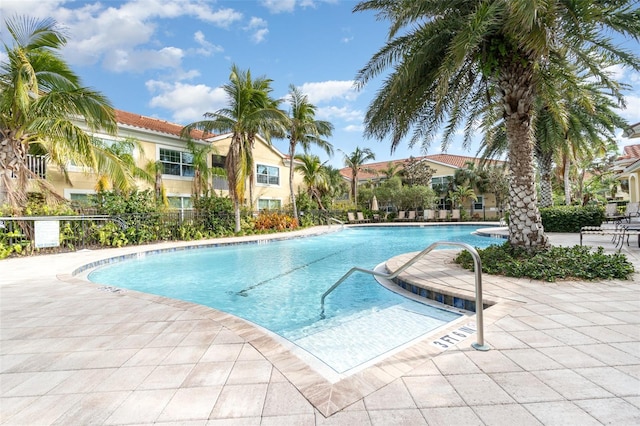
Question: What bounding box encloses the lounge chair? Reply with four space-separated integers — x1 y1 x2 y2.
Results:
357 211 370 223
437 210 448 221
396 211 406 221
604 203 624 223
407 210 416 221
623 202 639 222
451 209 460 221
423 209 435 221
347 212 357 224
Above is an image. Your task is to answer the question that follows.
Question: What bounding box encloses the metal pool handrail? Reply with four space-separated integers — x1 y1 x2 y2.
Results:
328 217 345 228
319 241 490 351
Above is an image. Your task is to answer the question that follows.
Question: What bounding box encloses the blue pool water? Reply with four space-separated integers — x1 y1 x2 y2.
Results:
88 225 500 373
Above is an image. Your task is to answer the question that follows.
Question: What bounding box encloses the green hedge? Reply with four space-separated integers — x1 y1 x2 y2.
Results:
540 205 605 233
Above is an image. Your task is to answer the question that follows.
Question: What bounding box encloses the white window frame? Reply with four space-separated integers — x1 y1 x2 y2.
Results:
256 163 280 187
167 194 193 211
64 189 96 201
158 146 194 179
430 175 453 190
473 195 484 211
258 198 282 210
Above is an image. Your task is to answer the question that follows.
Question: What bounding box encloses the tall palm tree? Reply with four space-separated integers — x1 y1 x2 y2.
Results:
144 160 167 206
0 16 131 214
353 0 639 250
182 65 285 232
342 147 376 205
285 85 334 221
93 137 153 193
380 161 401 180
294 153 329 210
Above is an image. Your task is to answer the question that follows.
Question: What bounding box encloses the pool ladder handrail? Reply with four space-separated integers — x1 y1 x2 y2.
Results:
319 241 490 351
328 217 345 228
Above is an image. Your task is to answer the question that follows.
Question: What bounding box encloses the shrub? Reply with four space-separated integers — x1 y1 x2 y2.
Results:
455 242 634 282
254 212 298 232
540 205 604 233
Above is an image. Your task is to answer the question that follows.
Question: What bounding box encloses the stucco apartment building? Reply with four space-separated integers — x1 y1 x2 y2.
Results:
339 154 506 217
38 109 304 211
617 122 640 202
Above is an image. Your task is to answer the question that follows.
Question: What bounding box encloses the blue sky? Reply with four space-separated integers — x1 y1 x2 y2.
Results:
1 0 639 168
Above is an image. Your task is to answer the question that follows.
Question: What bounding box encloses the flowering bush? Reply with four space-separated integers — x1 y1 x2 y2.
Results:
254 212 298 232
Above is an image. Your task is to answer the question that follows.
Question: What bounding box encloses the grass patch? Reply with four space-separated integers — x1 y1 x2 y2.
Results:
454 242 634 282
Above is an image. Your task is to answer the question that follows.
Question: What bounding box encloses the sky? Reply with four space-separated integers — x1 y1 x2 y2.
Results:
1 0 640 169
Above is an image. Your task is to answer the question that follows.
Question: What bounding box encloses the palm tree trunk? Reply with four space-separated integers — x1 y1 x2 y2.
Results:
537 151 554 208
563 157 571 205
289 142 298 220
500 63 548 250
0 130 29 212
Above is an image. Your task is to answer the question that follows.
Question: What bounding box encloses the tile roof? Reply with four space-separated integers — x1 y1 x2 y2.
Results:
339 153 504 180
621 144 640 160
115 109 211 140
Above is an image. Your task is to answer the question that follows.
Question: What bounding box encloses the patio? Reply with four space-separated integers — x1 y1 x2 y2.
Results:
1 226 639 425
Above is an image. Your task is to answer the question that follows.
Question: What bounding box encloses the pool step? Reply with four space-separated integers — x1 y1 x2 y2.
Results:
289 302 459 373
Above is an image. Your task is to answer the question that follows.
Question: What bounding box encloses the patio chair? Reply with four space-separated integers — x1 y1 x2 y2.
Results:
423 209 435 221
604 203 624 223
437 210 448 221
623 202 640 222
395 211 407 221
451 209 461 221
347 212 357 224
357 211 370 223
407 210 416 221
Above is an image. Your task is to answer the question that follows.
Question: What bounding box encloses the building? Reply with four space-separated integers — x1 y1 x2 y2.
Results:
339 153 506 217
40 109 304 211
616 123 640 202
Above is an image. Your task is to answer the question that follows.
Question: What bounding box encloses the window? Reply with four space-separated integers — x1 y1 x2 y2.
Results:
160 148 194 177
437 197 452 211
431 175 452 190
64 189 95 206
212 154 228 190
256 164 279 185
168 196 193 210
258 199 281 210
473 196 484 211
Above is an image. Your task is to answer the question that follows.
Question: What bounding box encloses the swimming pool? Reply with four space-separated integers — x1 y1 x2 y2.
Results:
88 225 501 373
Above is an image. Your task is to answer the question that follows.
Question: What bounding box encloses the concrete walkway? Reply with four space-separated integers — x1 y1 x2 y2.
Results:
1 225 639 425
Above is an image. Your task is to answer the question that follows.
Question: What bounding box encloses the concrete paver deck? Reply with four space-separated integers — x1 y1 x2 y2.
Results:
1 225 639 425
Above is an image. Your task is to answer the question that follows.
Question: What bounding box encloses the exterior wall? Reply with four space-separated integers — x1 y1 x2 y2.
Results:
210 135 303 210
43 123 303 210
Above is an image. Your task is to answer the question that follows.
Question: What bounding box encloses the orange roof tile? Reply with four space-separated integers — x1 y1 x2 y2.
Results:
339 154 504 180
115 109 211 140
620 144 640 160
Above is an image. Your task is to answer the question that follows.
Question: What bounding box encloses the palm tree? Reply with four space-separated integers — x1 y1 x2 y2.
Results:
185 139 219 203
0 16 131 214
342 147 376 206
448 185 478 212
93 137 153 193
182 65 284 232
380 161 401 180
144 160 167 206
353 0 639 250
285 85 334 221
294 153 329 210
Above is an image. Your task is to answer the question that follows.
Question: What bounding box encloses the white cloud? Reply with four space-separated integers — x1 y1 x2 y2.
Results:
146 80 227 123
317 105 363 122
260 0 296 14
618 95 640 123
104 46 184 73
344 124 363 132
1 0 241 73
245 17 269 43
299 80 359 103
192 31 223 56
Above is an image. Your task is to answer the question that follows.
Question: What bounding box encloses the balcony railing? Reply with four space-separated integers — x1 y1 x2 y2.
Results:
10 155 47 179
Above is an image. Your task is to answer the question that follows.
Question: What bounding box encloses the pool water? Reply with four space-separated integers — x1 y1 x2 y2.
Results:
88 225 500 373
